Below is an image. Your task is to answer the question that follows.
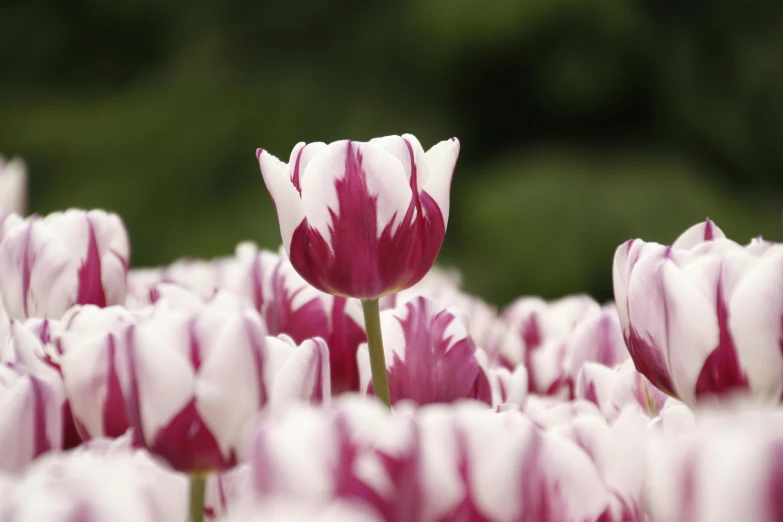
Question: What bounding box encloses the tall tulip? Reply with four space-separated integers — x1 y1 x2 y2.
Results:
613 219 783 407
257 135 460 406
0 209 131 320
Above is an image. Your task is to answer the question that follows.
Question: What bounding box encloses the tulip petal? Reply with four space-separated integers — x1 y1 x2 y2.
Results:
422 138 459 227
257 149 305 253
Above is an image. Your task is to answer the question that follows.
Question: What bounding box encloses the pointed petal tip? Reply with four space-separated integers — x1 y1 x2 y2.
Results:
256 148 264 161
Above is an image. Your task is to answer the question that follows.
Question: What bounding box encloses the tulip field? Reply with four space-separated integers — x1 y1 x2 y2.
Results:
1 138 782 522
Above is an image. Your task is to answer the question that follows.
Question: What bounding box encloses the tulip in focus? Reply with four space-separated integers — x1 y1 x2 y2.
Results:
257 135 459 299
0 363 62 473
0 209 131 320
614 219 783 407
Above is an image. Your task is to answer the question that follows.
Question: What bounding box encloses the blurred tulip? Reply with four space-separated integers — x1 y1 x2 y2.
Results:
226 244 366 394
0 155 27 217
257 135 459 299
0 445 187 522
0 362 62 473
550 407 651 522
645 409 783 522
357 296 492 406
57 305 146 440
613 219 783 407
499 294 601 396
247 397 613 522
218 500 384 522
121 289 329 473
562 305 630 384
576 361 668 421
0 210 130 320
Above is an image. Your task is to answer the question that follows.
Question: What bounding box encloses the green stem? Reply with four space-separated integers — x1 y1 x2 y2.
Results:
189 474 206 522
361 298 391 408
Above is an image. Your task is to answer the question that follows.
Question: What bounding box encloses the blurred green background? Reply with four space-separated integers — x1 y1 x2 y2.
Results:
2 0 782 306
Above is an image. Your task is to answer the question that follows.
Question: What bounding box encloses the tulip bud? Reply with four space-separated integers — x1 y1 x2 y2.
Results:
0 210 130 320
257 135 459 299
357 296 492 406
0 362 62 474
613 219 783 407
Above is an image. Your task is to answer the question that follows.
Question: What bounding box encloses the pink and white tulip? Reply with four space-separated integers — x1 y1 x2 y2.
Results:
226 244 366 394
0 210 130 320
257 135 459 299
576 361 668 421
613 219 783 407
645 409 783 522
0 446 187 522
121 289 329 472
248 397 614 522
0 363 62 473
218 500 384 522
358 296 492 406
498 294 602 396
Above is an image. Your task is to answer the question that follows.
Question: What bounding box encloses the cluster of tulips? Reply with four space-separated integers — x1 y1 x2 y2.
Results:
1 136 783 522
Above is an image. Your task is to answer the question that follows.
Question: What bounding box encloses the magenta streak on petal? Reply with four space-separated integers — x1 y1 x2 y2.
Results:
249 253 264 312
518 428 563 522
289 141 446 299
152 398 235 473
595 314 617 366
582 380 600 405
376 422 421 522
627 328 676 398
382 297 486 406
703 219 715 241
101 334 130 438
694 271 749 397
521 314 545 394
20 219 35 317
264 262 329 345
76 218 107 307
62 403 84 449
769 441 783 521
332 413 387 509
243 316 269 407
678 453 699 522
123 325 146 447
188 319 202 371
327 297 366 394
249 427 273 494
291 146 306 194
309 341 325 404
29 375 53 457
442 424 493 522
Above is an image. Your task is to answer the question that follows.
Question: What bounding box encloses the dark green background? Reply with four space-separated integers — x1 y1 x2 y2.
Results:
2 0 782 305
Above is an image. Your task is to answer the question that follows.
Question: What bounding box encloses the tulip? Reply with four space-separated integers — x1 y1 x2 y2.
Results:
645 409 783 522
225 244 366 394
576 361 668 421
357 296 492 406
247 397 613 522
0 446 188 522
57 305 146 440
498 294 601 396
0 209 131 320
549 407 651 522
0 155 27 217
613 219 783 407
257 135 459 300
120 289 330 473
0 362 62 473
